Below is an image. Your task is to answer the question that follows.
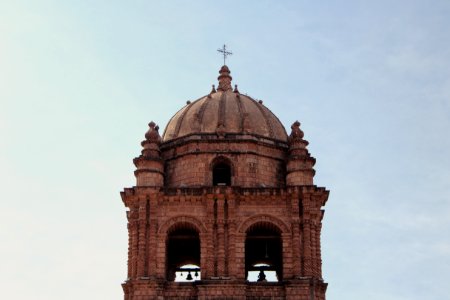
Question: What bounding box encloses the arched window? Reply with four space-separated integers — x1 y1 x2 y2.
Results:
166 225 201 281
245 223 282 282
212 160 231 186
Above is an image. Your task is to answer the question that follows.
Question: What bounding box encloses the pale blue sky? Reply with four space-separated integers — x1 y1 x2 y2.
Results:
1 1 449 299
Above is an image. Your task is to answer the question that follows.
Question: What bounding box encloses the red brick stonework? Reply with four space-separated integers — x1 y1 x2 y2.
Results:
121 66 329 299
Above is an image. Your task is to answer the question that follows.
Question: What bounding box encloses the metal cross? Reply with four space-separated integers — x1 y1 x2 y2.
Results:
217 44 232 65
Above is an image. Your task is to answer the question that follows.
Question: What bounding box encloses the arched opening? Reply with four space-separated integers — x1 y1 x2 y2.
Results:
212 161 231 186
166 224 201 282
245 222 282 282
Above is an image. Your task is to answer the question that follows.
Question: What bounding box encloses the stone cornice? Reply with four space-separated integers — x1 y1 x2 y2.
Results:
160 132 289 150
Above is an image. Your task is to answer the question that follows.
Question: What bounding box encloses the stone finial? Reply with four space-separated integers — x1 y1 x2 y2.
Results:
217 65 233 91
144 121 161 144
289 121 304 141
141 122 162 157
208 85 216 98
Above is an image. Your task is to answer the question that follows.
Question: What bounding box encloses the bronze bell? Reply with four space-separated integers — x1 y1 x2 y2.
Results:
186 271 193 280
257 270 266 282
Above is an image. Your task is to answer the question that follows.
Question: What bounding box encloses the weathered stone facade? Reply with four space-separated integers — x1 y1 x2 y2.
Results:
121 66 329 299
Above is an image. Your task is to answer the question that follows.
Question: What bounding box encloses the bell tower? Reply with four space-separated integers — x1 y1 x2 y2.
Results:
121 64 329 299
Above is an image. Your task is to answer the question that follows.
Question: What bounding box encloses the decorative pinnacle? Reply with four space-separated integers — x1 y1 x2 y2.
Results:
217 65 233 91
144 121 161 143
217 44 232 65
289 121 305 141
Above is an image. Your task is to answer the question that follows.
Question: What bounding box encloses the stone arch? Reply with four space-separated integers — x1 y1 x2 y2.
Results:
158 215 207 235
209 155 235 173
159 216 207 282
237 215 291 282
237 214 291 234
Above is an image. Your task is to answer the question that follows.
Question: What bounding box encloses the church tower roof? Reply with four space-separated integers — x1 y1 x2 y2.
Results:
162 66 288 142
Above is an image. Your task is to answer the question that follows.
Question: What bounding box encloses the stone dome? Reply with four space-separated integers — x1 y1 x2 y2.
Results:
162 66 288 142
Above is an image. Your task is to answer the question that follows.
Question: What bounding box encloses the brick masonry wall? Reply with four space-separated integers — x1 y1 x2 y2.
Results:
121 186 328 300
123 280 326 300
161 138 287 188
123 126 326 299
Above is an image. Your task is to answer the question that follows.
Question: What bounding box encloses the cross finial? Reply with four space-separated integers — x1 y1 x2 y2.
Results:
217 44 232 65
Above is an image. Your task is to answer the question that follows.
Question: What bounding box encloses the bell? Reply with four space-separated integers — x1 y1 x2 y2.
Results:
257 270 266 282
186 271 193 280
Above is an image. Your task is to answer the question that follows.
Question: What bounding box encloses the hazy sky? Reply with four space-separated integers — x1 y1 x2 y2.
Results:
1 1 449 299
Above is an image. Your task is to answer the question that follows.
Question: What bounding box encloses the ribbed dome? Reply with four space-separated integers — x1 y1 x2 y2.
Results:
162 66 288 142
